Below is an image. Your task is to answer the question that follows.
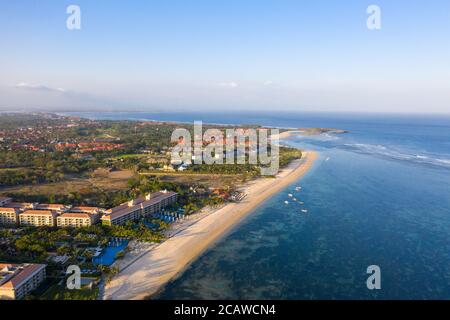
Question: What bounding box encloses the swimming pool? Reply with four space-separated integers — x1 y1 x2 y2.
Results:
92 240 129 266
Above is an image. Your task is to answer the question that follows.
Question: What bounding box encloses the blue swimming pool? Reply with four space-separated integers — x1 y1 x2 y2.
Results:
92 240 129 266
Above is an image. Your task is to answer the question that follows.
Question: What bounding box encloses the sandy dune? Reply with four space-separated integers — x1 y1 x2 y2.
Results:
103 151 318 300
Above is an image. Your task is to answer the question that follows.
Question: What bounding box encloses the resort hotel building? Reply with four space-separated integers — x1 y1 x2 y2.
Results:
1 202 35 210
0 263 46 300
19 210 59 227
35 203 71 211
56 213 95 228
0 207 20 225
0 190 177 228
56 206 103 227
0 199 103 228
101 190 178 226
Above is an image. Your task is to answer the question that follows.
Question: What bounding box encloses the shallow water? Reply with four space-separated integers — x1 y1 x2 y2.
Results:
68 111 450 299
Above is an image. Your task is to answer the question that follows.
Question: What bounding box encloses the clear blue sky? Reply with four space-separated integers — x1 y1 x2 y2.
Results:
1 0 449 113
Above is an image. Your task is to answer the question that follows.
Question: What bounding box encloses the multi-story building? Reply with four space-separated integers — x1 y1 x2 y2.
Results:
0 208 20 225
19 210 58 227
3 192 178 228
70 206 103 215
57 212 96 228
35 203 70 212
141 191 179 216
101 191 178 226
0 263 46 300
2 202 36 210
56 206 104 227
101 202 141 226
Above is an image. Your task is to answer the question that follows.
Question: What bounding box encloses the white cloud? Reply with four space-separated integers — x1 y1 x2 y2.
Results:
218 81 239 88
15 82 66 93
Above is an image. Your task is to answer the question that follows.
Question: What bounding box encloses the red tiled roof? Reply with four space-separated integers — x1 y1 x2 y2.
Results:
36 204 67 210
20 210 57 216
70 206 100 213
0 207 19 213
4 202 34 209
59 213 92 219
0 264 46 289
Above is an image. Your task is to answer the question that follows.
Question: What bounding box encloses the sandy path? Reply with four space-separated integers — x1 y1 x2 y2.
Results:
103 151 318 300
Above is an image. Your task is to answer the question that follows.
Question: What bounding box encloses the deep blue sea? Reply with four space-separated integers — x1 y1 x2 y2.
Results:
66 111 450 299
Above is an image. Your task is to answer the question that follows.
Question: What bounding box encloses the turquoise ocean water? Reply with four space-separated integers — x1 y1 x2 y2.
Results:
67 112 450 299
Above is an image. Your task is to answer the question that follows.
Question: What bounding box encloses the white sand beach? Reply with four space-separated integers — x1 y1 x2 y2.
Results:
103 151 318 300
276 130 304 140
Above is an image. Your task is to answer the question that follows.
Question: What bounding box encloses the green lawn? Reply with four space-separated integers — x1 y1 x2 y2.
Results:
40 284 99 300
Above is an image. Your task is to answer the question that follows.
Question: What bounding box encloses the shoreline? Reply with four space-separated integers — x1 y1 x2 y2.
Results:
103 151 318 300
276 130 302 140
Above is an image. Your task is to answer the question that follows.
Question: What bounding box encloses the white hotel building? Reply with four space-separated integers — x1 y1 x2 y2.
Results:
0 264 46 300
0 207 20 225
19 210 58 227
101 191 178 226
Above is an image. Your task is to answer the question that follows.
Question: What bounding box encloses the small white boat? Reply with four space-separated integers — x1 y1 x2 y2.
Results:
326 157 330 161
301 209 308 213
284 201 289 205
288 194 293 197
293 198 297 201
299 202 304 205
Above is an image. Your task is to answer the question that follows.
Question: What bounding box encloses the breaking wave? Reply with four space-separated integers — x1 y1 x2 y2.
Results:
341 143 450 169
